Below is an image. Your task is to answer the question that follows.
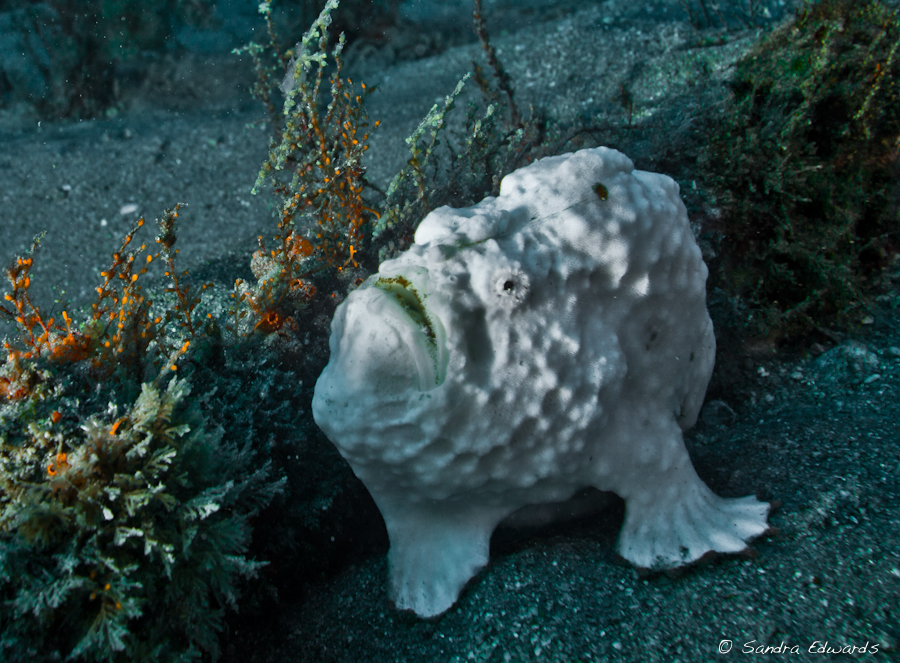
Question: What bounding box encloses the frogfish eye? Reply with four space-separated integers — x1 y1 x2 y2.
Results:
493 268 530 307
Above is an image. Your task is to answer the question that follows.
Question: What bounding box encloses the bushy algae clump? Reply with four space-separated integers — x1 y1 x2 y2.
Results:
0 208 283 662
701 0 900 342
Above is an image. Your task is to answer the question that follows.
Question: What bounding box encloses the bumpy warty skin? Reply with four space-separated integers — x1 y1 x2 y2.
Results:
312 147 771 618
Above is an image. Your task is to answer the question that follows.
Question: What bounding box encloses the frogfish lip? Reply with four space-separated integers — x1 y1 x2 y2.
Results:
365 274 447 391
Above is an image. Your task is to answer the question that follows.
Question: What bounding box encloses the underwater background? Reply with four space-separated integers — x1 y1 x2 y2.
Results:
0 0 898 660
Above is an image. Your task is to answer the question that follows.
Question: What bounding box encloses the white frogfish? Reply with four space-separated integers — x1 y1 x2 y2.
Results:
312 147 771 617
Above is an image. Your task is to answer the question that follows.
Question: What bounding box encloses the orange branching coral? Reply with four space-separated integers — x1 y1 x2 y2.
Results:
274 91 381 273
89 217 158 369
230 0 380 338
0 235 94 366
156 203 209 346
0 235 100 402
0 205 204 399
272 60 381 272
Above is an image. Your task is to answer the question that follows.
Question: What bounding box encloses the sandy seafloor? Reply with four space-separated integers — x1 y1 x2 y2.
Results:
234 323 900 663
1 0 898 661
